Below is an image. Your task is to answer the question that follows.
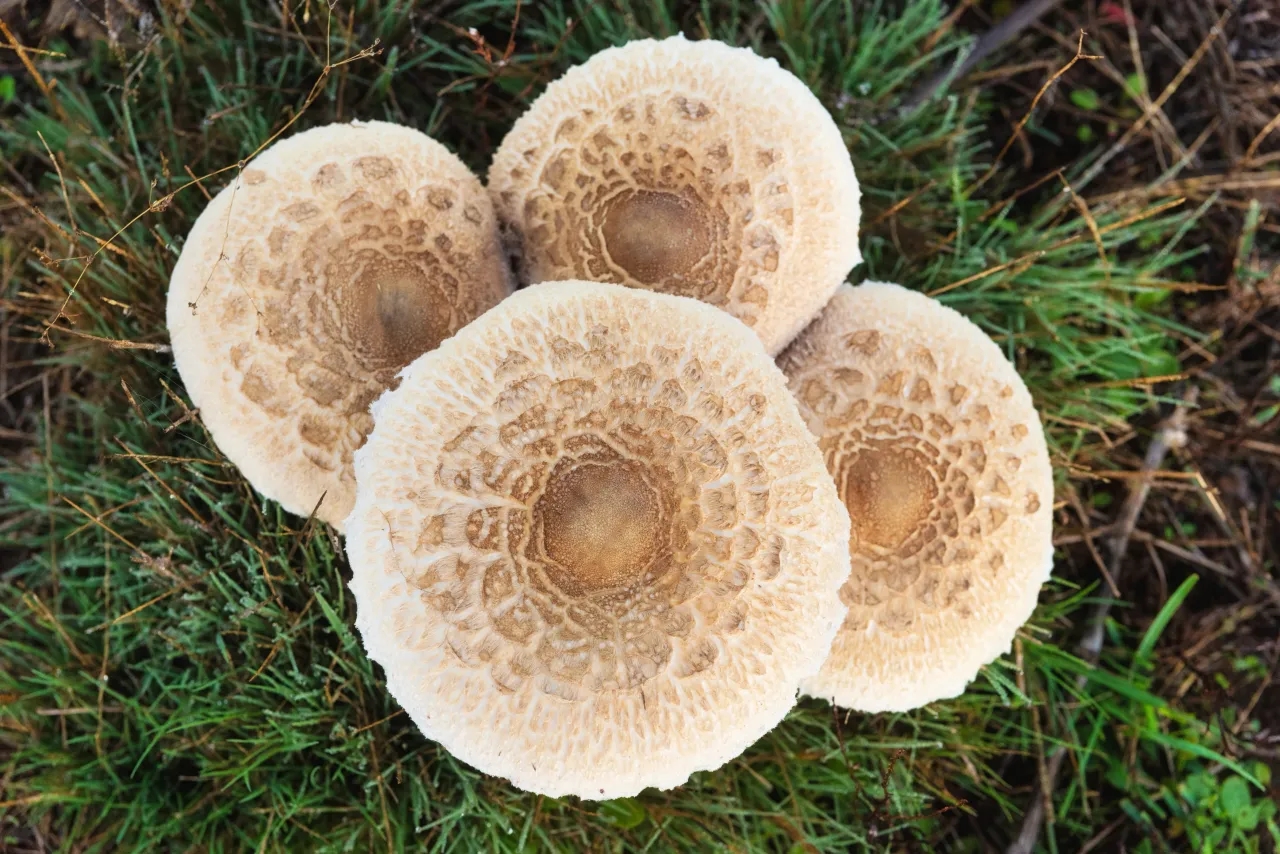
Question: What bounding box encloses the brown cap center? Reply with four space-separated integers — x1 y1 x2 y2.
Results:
841 448 938 551
345 258 448 370
600 190 712 286
536 460 663 595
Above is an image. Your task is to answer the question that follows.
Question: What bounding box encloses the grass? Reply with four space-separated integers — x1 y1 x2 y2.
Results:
0 0 1272 851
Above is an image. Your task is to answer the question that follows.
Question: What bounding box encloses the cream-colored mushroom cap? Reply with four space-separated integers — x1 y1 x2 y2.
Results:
778 282 1054 712
345 280 851 799
166 120 513 529
488 35 861 355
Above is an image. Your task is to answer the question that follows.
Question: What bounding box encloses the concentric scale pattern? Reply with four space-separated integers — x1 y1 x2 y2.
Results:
489 35 862 355
166 121 512 527
779 283 1054 712
346 281 851 798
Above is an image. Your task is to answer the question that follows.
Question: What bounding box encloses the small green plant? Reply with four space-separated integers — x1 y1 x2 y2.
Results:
1070 87 1101 110
1115 762 1278 853
1123 72 1146 100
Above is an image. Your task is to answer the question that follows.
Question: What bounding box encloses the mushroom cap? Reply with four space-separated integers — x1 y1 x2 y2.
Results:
345 280 851 799
166 120 513 529
488 35 861 355
778 282 1054 712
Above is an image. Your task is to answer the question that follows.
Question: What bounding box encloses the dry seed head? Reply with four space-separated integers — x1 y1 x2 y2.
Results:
488 35 862 355
345 281 851 798
778 282 1054 712
166 120 513 529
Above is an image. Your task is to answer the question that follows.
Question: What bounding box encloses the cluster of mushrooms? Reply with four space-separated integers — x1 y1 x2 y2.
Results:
166 36 1053 800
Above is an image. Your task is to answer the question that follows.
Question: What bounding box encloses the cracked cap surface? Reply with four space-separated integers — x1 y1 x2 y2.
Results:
488 35 862 355
345 280 851 798
166 120 513 529
778 282 1054 712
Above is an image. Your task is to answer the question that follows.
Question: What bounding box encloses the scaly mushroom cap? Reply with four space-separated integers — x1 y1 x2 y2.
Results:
345 280 851 798
778 283 1054 712
166 120 513 529
488 35 861 355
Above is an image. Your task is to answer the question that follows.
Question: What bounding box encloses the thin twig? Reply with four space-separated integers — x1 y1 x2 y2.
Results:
970 32 1101 194
1071 6 1232 195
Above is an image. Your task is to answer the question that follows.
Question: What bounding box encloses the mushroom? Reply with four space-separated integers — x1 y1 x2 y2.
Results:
166 120 513 529
345 280 851 798
777 282 1054 712
488 35 861 355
